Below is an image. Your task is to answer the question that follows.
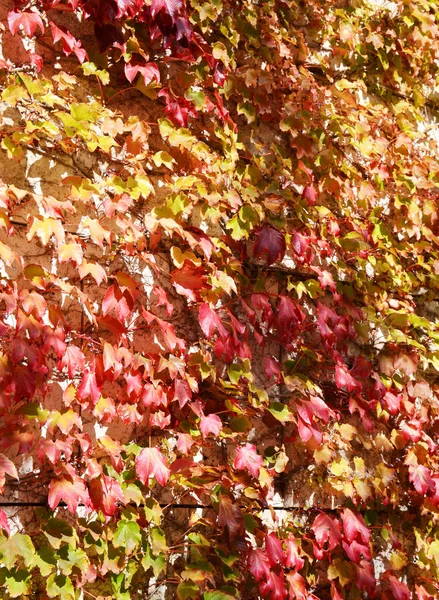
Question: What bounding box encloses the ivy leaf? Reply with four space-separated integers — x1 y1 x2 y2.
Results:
311 514 342 552
136 447 170 486
177 581 200 600
260 571 287 600
286 572 307 600
199 414 223 438
204 592 237 600
48 476 88 513
199 304 227 338
341 509 370 544
151 0 183 18
0 534 35 569
248 548 270 581
113 520 142 554
0 509 10 535
234 443 263 478
0 454 18 480
408 464 435 495
218 494 243 538
46 573 75 600
124 62 160 86
253 225 286 265
8 11 44 36
265 533 285 567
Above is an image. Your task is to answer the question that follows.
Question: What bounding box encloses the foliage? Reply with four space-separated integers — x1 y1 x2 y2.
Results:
0 0 439 598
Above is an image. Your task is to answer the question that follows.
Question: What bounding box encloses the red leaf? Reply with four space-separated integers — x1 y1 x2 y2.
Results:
286 572 307 600
248 548 270 581
77 369 101 405
311 513 342 552
8 10 44 36
302 184 318 205
409 464 435 495
50 22 87 63
171 262 207 290
158 89 197 127
265 532 285 567
343 538 371 563
264 355 281 382
355 560 376 596
254 225 286 265
381 572 410 600
260 571 287 600
174 379 192 409
115 0 144 17
335 364 360 392
89 475 125 517
199 303 227 338
135 447 170 486
285 536 304 570
199 413 222 437
48 475 89 513
218 494 243 538
151 0 183 18
60 345 85 378
234 443 263 478
341 508 370 544
277 295 305 329
124 62 160 86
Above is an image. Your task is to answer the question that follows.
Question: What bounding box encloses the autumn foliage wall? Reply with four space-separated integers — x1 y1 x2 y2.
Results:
0 0 439 598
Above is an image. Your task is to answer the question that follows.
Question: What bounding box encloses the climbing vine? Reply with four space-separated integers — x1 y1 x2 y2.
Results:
0 0 439 598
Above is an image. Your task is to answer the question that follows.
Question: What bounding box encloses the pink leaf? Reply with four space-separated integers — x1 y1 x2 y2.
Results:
0 509 10 535
200 413 222 437
8 10 44 36
60 345 85 378
124 62 160 85
234 443 263 478
335 364 360 392
136 447 170 486
409 464 435 495
151 0 183 18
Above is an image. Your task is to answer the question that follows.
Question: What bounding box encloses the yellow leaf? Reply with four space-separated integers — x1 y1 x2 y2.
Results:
27 216 65 246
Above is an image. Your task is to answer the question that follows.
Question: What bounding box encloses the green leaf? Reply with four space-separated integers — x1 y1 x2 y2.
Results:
113 520 142 554
177 580 200 600
150 527 168 555
268 402 294 423
142 545 166 577
46 574 75 600
204 591 237 600
4 569 30 598
0 534 35 569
